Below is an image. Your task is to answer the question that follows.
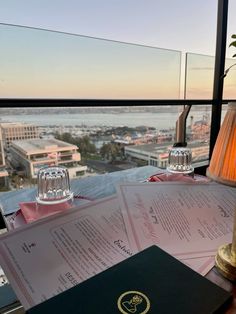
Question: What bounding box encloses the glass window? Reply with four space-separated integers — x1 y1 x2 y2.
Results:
0 1 225 195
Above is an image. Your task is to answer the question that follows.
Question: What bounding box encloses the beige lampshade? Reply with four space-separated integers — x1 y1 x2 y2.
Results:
207 102 236 187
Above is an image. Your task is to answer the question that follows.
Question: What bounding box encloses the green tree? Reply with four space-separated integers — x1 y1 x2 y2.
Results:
54 132 75 144
100 143 124 162
54 133 96 158
76 136 96 156
100 143 111 160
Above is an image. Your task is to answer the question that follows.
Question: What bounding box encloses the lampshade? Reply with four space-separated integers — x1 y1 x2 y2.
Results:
207 102 236 187
207 102 236 281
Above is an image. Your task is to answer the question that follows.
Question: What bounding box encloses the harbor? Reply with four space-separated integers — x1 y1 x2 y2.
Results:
0 106 219 188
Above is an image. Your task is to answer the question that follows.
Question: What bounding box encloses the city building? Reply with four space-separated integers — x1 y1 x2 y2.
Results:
0 128 8 188
0 122 40 150
0 129 5 168
9 138 87 179
188 115 210 141
125 142 209 169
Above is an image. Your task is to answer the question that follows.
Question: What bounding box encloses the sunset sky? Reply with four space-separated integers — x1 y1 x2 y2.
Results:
0 0 235 99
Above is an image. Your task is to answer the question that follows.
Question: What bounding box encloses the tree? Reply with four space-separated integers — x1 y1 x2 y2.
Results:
100 142 124 162
100 143 111 160
76 136 96 156
54 132 75 144
54 133 96 158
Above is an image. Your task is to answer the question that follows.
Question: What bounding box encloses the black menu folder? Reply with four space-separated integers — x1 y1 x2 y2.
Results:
26 245 232 314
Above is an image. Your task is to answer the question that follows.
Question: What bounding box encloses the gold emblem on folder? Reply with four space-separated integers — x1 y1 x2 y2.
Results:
117 290 150 314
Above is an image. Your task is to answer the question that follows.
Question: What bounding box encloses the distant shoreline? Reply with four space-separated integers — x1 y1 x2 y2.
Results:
0 105 216 116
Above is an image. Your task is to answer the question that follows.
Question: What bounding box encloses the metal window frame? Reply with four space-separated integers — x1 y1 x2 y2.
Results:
210 0 229 158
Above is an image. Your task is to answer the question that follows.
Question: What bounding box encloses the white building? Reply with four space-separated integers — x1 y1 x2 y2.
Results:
9 138 87 179
0 122 40 150
0 128 8 187
125 142 209 169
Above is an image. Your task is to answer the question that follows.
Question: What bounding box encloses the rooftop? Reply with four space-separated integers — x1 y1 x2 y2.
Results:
0 122 37 128
125 141 209 153
11 138 77 155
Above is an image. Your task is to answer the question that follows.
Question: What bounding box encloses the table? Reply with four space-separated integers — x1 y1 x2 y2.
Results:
0 166 235 313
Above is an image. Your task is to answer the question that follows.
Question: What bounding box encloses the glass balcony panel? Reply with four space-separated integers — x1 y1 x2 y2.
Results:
185 53 214 99
0 24 181 99
185 52 236 100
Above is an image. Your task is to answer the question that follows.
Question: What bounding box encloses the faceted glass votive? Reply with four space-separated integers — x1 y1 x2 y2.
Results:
167 146 194 177
36 166 73 205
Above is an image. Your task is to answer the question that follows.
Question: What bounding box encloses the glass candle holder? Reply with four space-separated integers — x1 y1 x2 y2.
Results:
36 166 73 205
167 146 194 177
35 166 74 218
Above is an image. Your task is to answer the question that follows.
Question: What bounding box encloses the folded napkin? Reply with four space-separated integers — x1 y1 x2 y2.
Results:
147 173 208 183
19 195 93 224
148 173 194 182
19 201 72 223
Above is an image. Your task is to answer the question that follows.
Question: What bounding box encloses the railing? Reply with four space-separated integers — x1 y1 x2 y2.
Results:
0 23 181 100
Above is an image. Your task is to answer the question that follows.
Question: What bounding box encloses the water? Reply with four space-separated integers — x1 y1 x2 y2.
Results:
0 110 212 129
91 139 111 149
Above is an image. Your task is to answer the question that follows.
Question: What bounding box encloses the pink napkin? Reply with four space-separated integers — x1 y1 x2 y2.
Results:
147 173 207 183
19 201 72 223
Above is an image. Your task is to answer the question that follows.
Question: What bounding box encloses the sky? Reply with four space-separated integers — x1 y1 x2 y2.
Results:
0 0 235 99
0 0 236 56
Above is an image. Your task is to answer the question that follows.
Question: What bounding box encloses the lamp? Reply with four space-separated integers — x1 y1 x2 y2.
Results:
207 102 236 281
